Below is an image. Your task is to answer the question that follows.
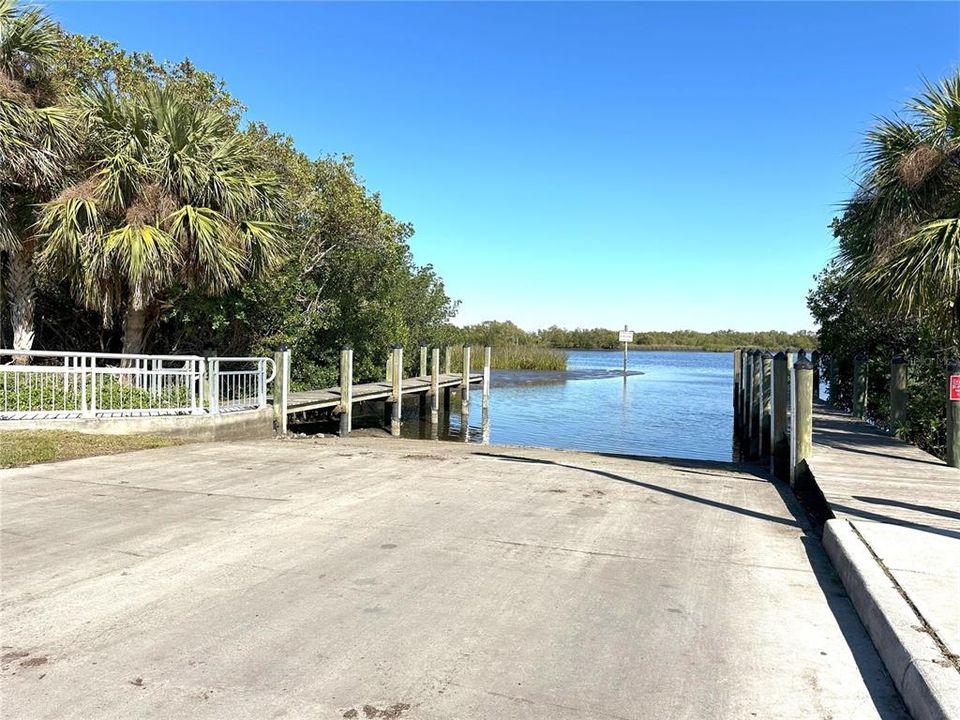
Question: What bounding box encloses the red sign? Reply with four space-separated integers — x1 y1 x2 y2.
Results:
951 375 960 402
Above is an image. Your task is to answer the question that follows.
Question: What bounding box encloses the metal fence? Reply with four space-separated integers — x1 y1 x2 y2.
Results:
1 349 274 420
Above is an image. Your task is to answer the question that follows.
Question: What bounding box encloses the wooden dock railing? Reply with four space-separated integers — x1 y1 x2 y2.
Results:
272 345 490 438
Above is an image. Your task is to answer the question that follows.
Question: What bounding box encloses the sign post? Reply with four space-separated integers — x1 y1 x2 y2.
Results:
618 325 634 376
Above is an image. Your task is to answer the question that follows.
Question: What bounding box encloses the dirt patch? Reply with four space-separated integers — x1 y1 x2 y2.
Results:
1 650 29 664
546 488 567 494
19 656 47 668
401 453 446 461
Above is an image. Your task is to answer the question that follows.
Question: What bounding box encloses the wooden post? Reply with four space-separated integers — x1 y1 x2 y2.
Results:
741 350 753 444
771 351 789 479
482 345 491 410
431 347 440 426
622 324 628 376
391 345 403 437
889 355 908 437
750 349 762 458
272 345 290 435
444 346 452 375
947 359 960 468
740 349 750 439
811 350 821 401
461 344 471 407
339 345 353 436
760 351 772 457
383 351 393 428
419 344 428 377
790 355 814 487
853 352 868 419
733 349 742 431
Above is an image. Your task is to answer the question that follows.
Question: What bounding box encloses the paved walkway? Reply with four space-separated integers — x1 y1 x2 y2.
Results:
810 406 960 718
2 438 906 719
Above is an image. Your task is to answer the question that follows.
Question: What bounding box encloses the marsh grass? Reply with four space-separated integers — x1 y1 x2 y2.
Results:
449 345 567 372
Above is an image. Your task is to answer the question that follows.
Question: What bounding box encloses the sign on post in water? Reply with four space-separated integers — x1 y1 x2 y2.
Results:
620 326 633 376
950 375 960 401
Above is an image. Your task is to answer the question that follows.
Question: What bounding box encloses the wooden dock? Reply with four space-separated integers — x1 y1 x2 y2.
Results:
285 373 483 414
810 404 960 534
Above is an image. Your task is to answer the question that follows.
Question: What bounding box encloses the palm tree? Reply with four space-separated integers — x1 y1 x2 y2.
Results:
0 0 76 352
37 84 283 354
836 72 960 348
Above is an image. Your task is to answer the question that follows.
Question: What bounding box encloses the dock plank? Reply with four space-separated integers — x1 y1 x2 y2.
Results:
810 404 960 533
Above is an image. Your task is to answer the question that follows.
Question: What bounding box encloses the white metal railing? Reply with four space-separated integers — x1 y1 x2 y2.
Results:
1 349 274 420
208 356 276 413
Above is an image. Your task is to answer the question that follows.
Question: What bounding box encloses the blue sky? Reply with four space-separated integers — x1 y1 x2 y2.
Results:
49 2 959 332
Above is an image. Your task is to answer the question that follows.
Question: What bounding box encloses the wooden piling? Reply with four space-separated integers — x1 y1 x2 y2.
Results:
947 359 960 468
461 344 471 407
391 345 403 437
482 346 491 410
790 355 814 487
889 355 908 437
771 351 789 479
733 349 742 430
431 347 440 426
419 344 428 377
742 350 754 445
853 352 868 419
272 345 290 435
750 350 762 458
444 346 452 375
338 345 353 436
760 351 772 457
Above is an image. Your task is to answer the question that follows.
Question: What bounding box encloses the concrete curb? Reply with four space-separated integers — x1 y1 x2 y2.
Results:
823 519 960 720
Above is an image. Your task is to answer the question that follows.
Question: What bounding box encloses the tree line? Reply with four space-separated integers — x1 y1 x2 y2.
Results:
808 71 959 459
450 320 815 352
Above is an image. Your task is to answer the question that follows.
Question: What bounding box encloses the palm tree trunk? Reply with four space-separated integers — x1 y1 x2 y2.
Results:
122 303 147 356
8 243 36 362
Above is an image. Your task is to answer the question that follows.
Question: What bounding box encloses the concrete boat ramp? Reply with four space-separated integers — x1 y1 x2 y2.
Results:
1 437 907 719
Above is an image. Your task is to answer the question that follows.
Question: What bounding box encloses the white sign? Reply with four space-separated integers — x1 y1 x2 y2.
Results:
619 330 634 343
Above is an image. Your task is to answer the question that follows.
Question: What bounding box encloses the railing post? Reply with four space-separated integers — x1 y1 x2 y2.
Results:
790 354 814 488
889 355 908 437
89 356 97 417
947 359 960 468
760 351 772 458
419 344 428 377
81 355 90 416
431 347 440 426
852 352 868 419
339 345 353 436
271 345 289 434
209 355 220 416
771 351 789 480
391 345 403 437
461 344 471 409
482 345 491 410
257 359 267 409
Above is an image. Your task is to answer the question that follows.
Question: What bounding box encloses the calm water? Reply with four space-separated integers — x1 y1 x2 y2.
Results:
401 350 734 462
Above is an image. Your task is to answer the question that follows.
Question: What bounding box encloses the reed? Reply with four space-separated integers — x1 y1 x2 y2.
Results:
450 345 567 372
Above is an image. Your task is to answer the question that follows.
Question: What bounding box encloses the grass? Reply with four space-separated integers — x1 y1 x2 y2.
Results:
0 431 180 468
1 375 191 414
451 345 568 372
